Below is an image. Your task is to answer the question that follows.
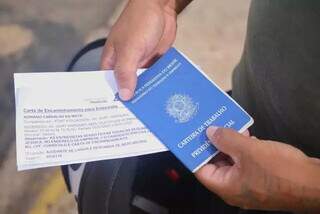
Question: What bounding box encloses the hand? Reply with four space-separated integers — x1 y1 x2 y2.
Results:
195 127 320 213
100 0 179 100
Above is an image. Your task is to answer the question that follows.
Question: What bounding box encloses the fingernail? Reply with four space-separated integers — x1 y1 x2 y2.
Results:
206 126 218 138
119 88 132 101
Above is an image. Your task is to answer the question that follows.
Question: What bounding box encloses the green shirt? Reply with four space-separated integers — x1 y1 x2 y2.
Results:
233 0 320 158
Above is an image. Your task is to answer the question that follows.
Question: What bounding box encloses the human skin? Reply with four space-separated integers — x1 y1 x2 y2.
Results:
100 0 320 212
196 127 320 213
100 0 191 100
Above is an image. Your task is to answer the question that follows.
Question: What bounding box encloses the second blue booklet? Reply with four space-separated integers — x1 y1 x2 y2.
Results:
121 48 253 172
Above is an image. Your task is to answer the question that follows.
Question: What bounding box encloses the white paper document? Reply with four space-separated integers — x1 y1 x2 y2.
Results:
14 71 167 170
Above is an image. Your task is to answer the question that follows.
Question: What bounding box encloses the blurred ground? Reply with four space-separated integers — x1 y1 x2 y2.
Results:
0 0 249 213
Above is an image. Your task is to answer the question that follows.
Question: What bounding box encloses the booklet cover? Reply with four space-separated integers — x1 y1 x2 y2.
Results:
122 48 254 172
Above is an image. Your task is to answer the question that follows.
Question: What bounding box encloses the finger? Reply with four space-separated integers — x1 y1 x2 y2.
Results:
206 126 251 158
100 41 116 70
211 153 234 165
195 163 218 187
114 47 143 101
242 129 250 137
139 53 161 68
139 15 176 68
195 163 231 193
215 160 231 168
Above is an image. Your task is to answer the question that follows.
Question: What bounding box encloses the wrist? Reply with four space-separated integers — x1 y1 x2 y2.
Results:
288 157 320 213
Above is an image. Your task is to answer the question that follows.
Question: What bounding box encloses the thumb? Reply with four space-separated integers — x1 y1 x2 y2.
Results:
114 47 143 101
100 41 116 70
206 126 250 159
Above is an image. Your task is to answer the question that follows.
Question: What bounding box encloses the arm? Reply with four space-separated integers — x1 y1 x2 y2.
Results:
100 0 192 100
196 127 320 213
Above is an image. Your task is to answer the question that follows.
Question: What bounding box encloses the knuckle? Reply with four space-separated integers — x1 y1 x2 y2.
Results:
214 128 229 143
101 45 115 68
101 56 114 68
220 128 232 137
104 39 114 48
104 41 115 53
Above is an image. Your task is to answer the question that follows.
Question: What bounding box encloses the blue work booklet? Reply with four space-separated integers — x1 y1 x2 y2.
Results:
122 48 253 172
